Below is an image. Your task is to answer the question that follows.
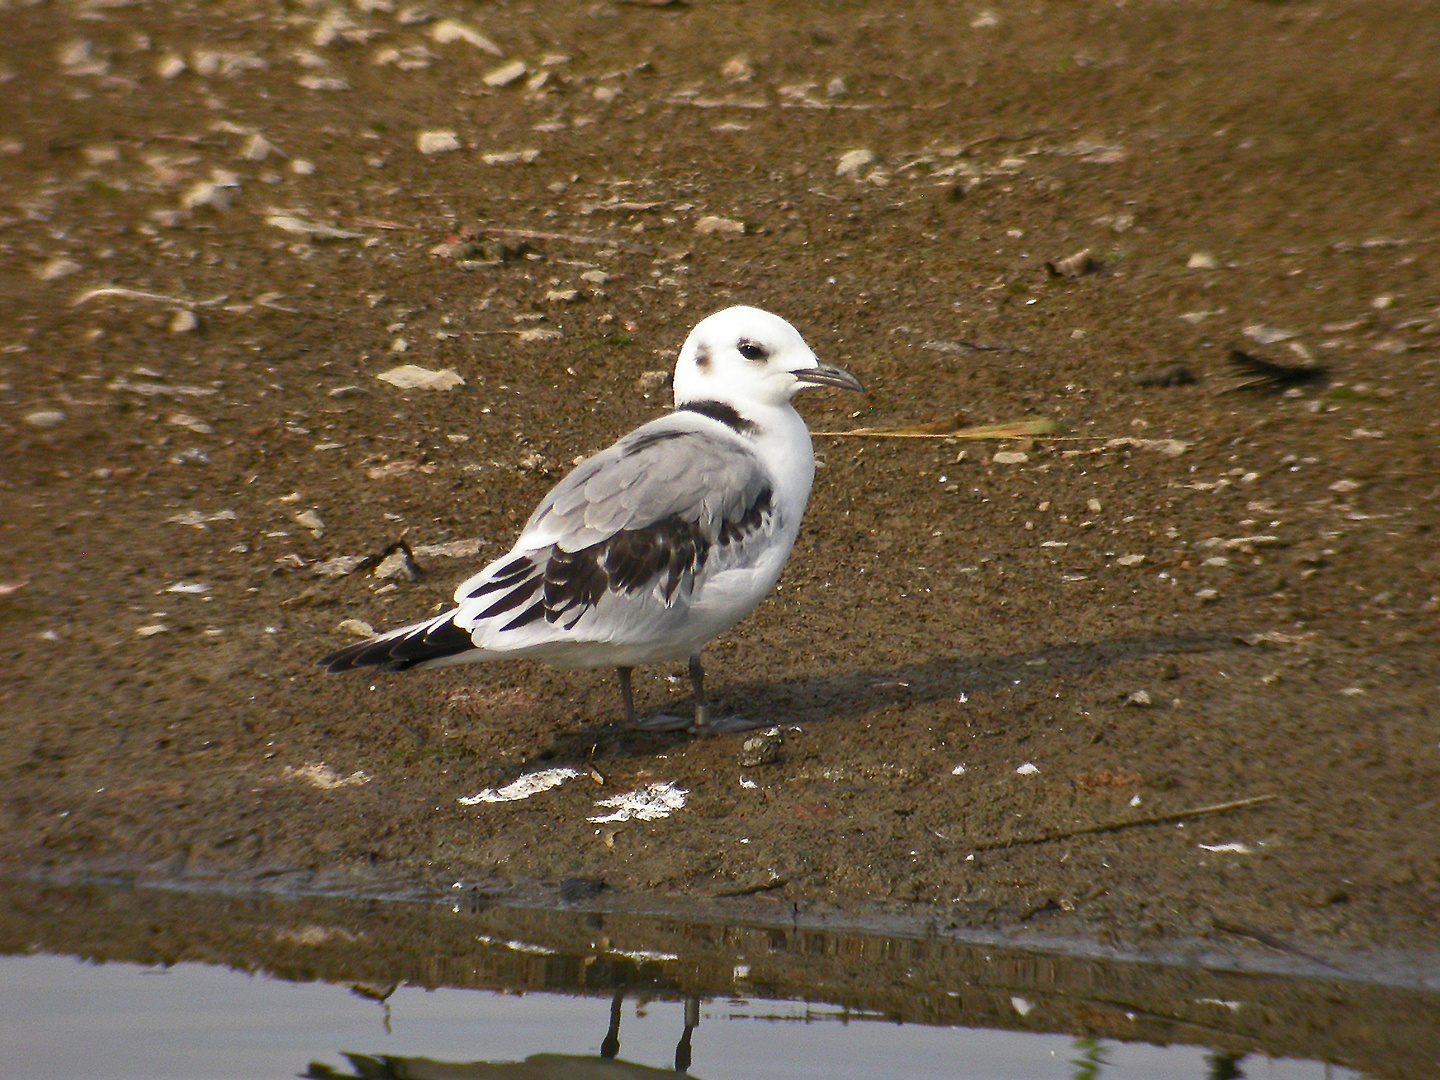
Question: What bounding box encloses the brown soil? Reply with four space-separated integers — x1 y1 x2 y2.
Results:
2 0 1439 962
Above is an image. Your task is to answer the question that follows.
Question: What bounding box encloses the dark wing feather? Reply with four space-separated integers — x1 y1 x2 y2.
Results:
318 616 476 672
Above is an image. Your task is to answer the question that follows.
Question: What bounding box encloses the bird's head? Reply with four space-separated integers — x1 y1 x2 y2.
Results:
672 306 863 410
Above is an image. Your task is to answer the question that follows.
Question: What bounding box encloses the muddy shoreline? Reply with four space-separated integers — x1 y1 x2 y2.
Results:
2 0 1439 969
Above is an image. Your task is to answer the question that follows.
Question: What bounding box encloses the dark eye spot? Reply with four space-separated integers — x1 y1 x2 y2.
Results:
737 340 768 361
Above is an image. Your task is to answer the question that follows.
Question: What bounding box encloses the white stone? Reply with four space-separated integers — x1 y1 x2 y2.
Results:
694 215 745 235
483 59 528 87
836 148 877 177
416 130 461 154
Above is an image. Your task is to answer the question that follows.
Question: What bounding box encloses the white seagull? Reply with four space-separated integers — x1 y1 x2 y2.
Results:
319 306 863 731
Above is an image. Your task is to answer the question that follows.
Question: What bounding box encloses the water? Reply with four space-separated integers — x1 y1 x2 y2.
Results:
2 952 1351 1080
0 880 1432 1079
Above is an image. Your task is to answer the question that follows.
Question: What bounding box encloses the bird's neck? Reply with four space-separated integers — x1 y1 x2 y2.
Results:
675 396 815 503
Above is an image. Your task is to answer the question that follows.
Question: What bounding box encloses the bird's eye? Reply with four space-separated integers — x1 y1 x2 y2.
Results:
737 340 768 361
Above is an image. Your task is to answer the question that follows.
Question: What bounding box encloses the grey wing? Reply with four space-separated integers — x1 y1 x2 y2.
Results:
450 417 775 644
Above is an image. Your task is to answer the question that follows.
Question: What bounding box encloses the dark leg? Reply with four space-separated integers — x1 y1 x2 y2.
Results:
616 666 635 726
688 654 710 729
601 988 623 1059
675 997 700 1073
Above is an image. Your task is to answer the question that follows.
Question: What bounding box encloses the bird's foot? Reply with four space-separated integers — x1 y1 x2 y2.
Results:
630 711 693 733
629 712 765 735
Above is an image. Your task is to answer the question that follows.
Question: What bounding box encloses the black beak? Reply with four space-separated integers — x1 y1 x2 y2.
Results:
793 362 864 393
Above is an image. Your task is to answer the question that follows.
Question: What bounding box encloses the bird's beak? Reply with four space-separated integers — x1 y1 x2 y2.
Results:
792 362 864 393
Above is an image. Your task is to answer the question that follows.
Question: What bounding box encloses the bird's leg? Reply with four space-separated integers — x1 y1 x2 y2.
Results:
616 666 636 726
688 654 710 729
675 996 700 1073
629 657 755 733
687 653 764 734
601 987 624 1060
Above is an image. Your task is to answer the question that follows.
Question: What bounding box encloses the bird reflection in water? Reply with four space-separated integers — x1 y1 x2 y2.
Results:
303 988 704 1079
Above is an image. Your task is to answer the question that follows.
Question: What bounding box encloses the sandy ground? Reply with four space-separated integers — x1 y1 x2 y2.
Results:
2 0 1439 962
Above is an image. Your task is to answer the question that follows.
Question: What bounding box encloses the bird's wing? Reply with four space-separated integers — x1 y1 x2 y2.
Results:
451 415 777 648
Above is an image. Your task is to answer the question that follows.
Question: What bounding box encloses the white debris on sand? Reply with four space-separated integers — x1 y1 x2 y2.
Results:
166 509 237 527
459 767 580 805
281 763 372 789
587 782 688 823
265 214 364 240
375 364 466 390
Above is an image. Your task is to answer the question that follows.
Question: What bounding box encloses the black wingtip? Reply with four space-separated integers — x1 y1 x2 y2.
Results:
318 617 477 674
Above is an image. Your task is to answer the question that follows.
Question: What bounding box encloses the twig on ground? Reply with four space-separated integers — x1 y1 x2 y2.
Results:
71 285 227 309
962 793 1279 852
814 416 1064 440
485 226 655 254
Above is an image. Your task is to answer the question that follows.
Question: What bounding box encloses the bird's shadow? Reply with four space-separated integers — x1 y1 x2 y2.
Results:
532 630 1237 763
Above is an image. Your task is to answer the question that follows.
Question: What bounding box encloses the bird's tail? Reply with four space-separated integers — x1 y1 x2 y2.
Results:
318 610 478 673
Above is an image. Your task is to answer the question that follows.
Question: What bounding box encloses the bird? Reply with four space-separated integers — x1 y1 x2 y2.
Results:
318 305 863 732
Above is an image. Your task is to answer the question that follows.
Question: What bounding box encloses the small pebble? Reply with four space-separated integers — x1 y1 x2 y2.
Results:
482 149 540 165
720 56 754 83
835 148 877 177
416 130 461 154
294 509 324 534
1187 251 1220 270
483 59 528 87
23 410 65 428
238 132 274 161
1048 248 1097 278
168 309 199 333
1243 324 1300 345
694 215 745 235
35 257 82 281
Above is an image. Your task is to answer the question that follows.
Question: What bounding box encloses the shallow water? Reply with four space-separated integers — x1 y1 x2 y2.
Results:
3 951 1356 1080
0 879 1433 1079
